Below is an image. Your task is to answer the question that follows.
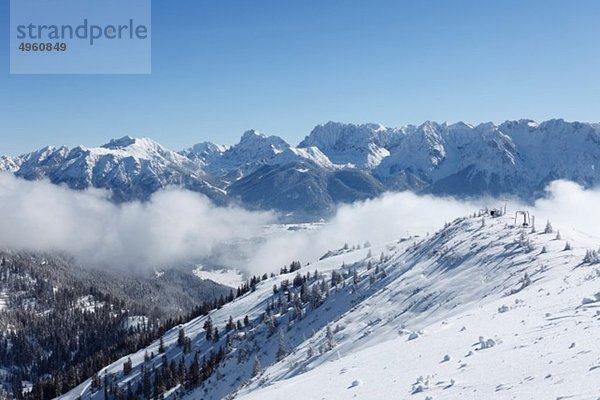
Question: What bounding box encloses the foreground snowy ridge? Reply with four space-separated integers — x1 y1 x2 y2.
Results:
61 212 600 400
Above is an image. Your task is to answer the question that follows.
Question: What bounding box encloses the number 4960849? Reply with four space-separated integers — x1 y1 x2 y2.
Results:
18 42 67 52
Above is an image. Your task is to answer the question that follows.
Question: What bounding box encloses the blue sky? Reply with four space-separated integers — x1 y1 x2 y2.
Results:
2 0 600 155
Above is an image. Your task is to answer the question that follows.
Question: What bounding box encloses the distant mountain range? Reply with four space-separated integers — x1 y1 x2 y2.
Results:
3 119 600 218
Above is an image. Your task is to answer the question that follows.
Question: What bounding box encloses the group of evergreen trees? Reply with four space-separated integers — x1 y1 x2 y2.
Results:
3 254 385 400
85 341 226 400
0 253 233 400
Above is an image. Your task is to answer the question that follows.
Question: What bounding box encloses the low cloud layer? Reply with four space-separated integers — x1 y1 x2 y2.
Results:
1 173 599 276
246 192 482 273
247 180 600 273
531 180 600 237
0 173 272 270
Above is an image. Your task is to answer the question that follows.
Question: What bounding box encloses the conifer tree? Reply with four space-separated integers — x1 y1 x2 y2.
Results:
177 328 186 347
204 316 214 341
276 329 286 361
252 356 262 377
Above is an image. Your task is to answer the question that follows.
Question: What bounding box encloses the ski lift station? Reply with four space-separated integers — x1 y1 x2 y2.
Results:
514 210 531 227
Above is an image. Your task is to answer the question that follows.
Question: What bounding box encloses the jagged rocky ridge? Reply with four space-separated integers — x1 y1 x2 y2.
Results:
3 119 600 216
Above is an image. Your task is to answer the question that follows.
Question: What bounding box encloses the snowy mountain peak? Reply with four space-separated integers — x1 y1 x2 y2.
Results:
4 136 227 203
240 129 264 140
100 136 171 159
188 141 227 155
101 135 137 150
181 142 228 166
299 122 392 168
237 129 289 150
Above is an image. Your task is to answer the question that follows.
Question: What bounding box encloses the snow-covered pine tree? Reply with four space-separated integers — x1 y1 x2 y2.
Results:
177 328 186 347
276 329 286 361
123 357 132 375
204 316 214 341
583 249 599 264
325 326 336 351
306 346 314 359
252 356 261 377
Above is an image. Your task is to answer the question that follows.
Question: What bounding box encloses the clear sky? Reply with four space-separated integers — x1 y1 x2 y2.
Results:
2 0 600 155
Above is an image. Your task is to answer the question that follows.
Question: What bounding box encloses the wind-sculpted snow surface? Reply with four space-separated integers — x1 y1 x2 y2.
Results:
59 213 600 400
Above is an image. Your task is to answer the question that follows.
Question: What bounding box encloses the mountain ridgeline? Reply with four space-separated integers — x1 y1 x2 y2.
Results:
3 119 600 217
56 210 600 400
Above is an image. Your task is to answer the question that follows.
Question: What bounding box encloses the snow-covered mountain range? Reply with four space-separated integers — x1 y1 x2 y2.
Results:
3 119 600 216
3 136 226 203
58 210 600 400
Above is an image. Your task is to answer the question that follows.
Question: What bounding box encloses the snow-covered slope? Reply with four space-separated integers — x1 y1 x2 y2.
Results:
200 130 291 180
186 130 335 181
59 211 600 400
0 155 21 172
375 121 524 195
298 122 397 169
227 161 384 217
499 119 600 191
180 141 227 167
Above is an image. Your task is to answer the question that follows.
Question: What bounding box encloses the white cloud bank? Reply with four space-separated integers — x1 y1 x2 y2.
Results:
0 173 598 275
246 191 483 273
0 173 272 270
247 180 600 273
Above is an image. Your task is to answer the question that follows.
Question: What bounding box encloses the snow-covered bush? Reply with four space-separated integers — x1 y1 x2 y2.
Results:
478 336 496 350
252 356 262 377
324 325 336 351
583 249 600 264
411 376 430 394
517 231 534 252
